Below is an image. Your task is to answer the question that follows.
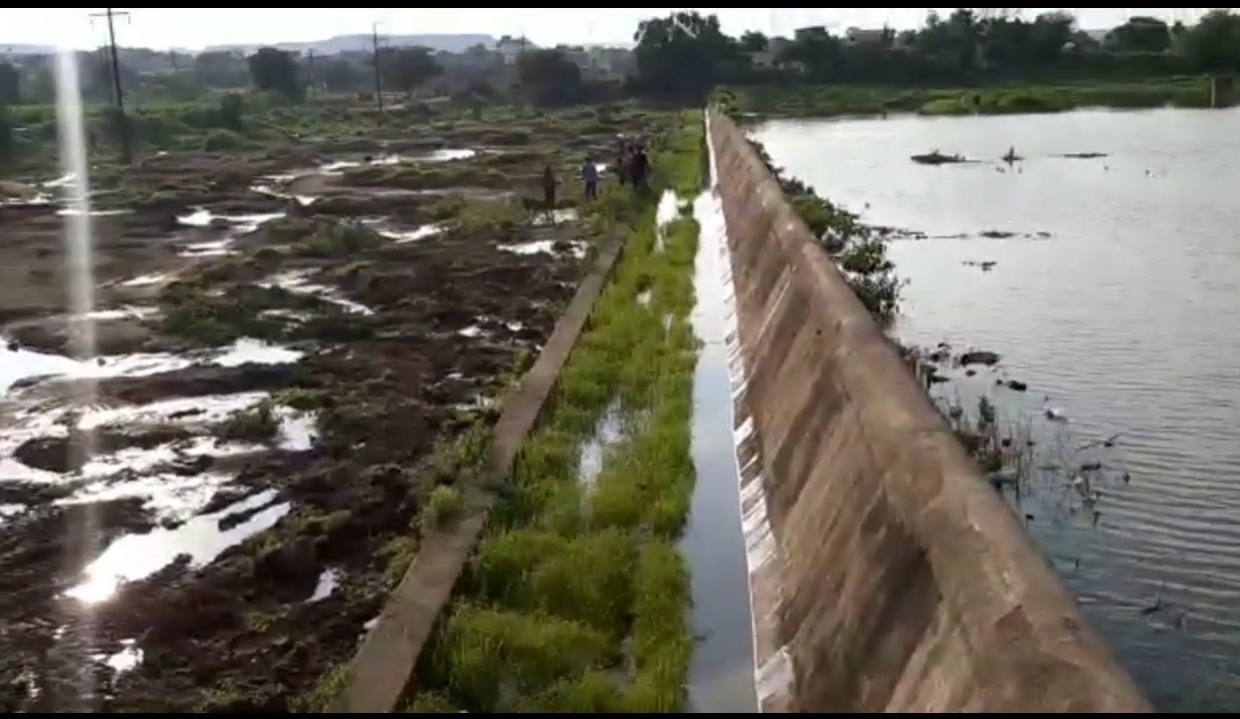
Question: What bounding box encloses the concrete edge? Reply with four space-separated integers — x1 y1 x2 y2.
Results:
324 232 629 713
708 112 1152 712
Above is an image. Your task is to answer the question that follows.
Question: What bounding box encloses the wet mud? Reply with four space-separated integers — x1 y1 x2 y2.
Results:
0 114 633 711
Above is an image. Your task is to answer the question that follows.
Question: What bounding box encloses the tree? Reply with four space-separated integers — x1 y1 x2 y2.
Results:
738 31 769 53
633 11 738 102
515 49 584 106
379 46 442 93
1182 10 1240 73
317 57 364 93
0 63 19 105
248 47 303 101
194 50 250 89
0 105 14 162
1107 16 1172 53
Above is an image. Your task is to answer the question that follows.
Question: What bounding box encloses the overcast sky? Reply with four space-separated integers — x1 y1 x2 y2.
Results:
1 8 1206 51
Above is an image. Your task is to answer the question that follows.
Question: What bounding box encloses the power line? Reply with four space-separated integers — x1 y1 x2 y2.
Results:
88 7 131 162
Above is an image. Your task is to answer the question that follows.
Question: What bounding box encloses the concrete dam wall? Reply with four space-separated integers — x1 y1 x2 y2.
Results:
707 113 1152 713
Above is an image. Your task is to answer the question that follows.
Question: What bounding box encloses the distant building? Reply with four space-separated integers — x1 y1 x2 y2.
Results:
844 27 890 46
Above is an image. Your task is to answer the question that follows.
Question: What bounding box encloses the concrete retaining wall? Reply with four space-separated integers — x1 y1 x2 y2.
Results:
708 113 1152 713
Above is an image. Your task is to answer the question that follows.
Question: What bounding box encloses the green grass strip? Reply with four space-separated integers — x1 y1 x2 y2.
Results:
403 111 705 713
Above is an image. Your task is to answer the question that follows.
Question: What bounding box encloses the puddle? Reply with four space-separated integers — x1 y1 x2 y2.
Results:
422 148 476 162
262 271 373 315
176 208 285 234
682 123 758 713
82 306 156 321
308 568 341 601
120 273 170 288
531 208 579 227
655 190 680 251
1 337 302 395
81 393 269 432
578 399 624 488
277 408 318 450
320 160 361 173
68 470 238 521
498 239 586 258
0 392 270 484
65 489 290 604
56 208 129 217
179 239 236 257
250 182 316 207
370 222 442 244
94 639 143 674
44 173 75 189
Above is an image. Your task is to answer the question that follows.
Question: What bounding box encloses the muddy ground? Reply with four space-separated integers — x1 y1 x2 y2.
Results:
0 105 654 711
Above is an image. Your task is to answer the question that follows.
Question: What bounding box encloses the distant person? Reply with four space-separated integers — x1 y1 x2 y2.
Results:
541 165 557 218
582 157 599 201
616 142 630 187
631 145 651 191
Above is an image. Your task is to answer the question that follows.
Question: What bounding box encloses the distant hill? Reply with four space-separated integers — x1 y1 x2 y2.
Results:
1 43 55 56
205 33 497 56
1 33 497 58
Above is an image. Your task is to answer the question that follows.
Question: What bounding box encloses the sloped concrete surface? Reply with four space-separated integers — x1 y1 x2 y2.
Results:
708 112 1152 713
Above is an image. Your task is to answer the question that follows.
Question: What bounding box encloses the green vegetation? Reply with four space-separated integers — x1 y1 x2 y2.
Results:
397 113 703 713
731 76 1225 119
738 133 903 325
633 9 1240 116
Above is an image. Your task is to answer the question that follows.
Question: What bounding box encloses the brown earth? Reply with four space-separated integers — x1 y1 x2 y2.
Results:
0 117 632 711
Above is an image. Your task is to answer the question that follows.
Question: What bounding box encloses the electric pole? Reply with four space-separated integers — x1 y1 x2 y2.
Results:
371 23 384 118
89 7 131 162
306 50 315 96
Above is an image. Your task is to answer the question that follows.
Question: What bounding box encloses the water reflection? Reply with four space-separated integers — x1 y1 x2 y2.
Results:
755 108 1240 711
66 489 289 604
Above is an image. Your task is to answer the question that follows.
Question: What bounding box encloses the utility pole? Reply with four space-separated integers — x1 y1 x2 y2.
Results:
306 49 315 96
89 7 131 162
371 23 384 118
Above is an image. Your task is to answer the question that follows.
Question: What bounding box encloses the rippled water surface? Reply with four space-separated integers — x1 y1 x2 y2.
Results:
755 108 1240 712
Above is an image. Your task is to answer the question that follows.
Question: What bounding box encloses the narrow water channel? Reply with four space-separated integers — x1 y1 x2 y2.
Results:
683 124 759 713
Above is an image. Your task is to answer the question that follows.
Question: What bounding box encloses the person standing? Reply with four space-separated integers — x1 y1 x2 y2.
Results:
615 143 629 187
582 156 599 201
541 165 557 218
631 145 650 191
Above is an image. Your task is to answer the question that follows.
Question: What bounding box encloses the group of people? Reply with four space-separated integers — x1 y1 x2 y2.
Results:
540 138 652 212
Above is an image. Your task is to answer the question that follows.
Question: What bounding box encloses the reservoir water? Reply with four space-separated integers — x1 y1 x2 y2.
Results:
755 108 1240 712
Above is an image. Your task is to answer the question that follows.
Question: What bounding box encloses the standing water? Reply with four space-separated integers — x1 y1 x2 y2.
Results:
683 120 758 713
52 47 101 712
755 108 1240 711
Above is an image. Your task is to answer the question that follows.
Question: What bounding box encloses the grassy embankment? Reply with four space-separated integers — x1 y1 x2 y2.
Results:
378 112 705 713
730 76 1228 119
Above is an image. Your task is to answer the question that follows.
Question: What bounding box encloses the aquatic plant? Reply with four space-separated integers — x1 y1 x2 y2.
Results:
745 137 904 326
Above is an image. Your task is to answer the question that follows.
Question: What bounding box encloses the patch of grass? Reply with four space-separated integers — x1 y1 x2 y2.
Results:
405 111 703 713
214 399 280 443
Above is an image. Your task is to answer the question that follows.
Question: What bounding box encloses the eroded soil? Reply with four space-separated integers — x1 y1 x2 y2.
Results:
0 107 645 711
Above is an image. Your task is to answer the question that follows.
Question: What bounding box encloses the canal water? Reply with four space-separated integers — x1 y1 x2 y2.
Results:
754 107 1240 712
683 123 759 713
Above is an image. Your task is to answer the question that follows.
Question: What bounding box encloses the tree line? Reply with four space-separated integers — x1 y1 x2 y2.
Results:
2 8 1239 110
